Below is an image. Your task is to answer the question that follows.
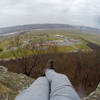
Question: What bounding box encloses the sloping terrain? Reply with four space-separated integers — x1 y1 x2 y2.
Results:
0 66 100 100
0 25 100 100
0 50 100 96
0 66 34 100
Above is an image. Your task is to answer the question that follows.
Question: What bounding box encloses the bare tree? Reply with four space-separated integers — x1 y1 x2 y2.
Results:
10 34 58 76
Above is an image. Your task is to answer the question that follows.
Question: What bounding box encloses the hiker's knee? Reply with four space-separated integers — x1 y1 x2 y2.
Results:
37 77 48 82
57 73 68 79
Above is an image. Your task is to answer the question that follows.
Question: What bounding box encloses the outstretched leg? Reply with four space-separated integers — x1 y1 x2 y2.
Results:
45 69 81 100
15 77 49 100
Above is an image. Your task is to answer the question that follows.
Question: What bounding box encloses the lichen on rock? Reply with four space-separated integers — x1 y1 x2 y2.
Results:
82 83 100 100
0 66 34 100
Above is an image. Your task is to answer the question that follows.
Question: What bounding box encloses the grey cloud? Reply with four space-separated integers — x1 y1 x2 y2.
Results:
0 0 100 28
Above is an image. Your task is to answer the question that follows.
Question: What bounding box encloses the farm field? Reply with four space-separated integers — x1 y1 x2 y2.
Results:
0 29 100 59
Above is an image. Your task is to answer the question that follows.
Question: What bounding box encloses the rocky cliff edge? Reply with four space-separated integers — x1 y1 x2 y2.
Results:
0 66 34 100
0 66 99 100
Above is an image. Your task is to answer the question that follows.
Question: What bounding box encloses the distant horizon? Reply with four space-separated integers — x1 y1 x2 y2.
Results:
0 23 100 30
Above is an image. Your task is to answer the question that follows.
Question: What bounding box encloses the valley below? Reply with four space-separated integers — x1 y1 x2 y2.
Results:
0 25 100 99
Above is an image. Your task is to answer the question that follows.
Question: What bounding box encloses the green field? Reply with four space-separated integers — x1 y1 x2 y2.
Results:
0 29 100 59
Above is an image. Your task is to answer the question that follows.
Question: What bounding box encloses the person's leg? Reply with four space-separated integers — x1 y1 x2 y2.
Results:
45 69 81 100
15 77 49 100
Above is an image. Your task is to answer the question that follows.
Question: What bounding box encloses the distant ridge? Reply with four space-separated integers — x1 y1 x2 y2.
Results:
0 24 100 35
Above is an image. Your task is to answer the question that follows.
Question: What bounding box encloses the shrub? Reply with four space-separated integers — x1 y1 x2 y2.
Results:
0 48 3 52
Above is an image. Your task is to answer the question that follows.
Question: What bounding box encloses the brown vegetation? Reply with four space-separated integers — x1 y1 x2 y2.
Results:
0 50 100 97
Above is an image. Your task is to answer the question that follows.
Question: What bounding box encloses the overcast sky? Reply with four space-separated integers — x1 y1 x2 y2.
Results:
0 0 100 28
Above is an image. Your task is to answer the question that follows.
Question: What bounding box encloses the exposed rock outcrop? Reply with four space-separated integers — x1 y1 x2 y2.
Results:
0 65 100 100
83 83 100 100
0 66 34 100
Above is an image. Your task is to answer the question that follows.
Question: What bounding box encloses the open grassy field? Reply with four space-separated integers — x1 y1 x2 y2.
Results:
28 29 100 45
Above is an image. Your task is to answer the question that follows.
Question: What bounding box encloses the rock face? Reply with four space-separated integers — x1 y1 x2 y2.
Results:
0 66 34 100
82 83 100 100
